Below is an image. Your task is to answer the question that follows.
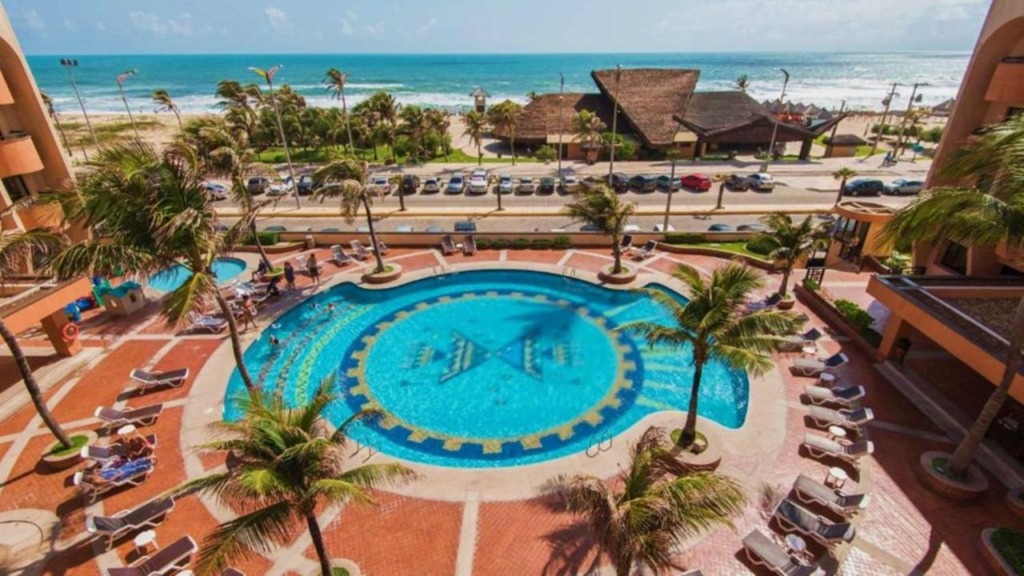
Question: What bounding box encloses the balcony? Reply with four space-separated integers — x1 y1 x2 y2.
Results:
0 133 43 178
0 69 13 105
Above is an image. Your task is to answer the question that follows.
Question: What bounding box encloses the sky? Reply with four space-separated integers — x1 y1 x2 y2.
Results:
5 0 991 55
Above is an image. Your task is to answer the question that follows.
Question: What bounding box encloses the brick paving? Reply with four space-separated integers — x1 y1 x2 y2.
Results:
1 248 1022 575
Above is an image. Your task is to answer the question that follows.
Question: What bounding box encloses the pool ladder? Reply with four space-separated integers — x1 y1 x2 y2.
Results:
432 265 448 276
351 443 378 463
585 434 613 458
561 266 577 278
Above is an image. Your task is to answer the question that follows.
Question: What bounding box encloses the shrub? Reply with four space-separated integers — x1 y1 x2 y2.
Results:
491 238 509 249
534 145 557 163
552 235 572 250
475 237 492 250
243 231 280 246
921 126 944 144
511 238 530 250
834 298 882 347
745 236 776 256
663 232 705 245
531 238 553 250
802 278 820 292
992 528 1024 574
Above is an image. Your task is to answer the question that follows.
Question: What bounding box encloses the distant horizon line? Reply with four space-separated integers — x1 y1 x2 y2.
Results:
24 49 973 58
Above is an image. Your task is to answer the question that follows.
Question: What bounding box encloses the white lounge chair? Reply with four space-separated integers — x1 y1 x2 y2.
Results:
128 369 189 394
73 457 154 503
632 240 658 260
376 240 390 255
802 433 874 467
741 529 824 576
188 313 227 334
81 434 157 466
95 404 164 431
791 352 849 377
807 405 874 433
792 474 869 517
330 244 352 266
463 234 478 256
745 293 783 313
106 535 197 576
779 328 824 352
773 498 855 547
441 234 457 255
803 385 865 407
619 234 633 253
87 496 175 548
350 240 372 260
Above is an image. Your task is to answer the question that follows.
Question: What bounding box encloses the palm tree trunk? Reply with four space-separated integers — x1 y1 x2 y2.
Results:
0 318 72 448
511 133 517 166
497 186 503 211
305 511 334 576
948 296 1024 476
341 92 355 155
477 142 482 166
363 196 386 274
213 291 257 393
835 178 847 206
172 109 183 131
779 266 792 297
250 221 272 269
681 360 704 446
612 236 622 275
716 182 725 210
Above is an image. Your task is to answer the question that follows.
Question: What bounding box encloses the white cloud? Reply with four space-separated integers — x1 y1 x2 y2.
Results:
129 12 193 36
95 21 107 31
416 17 438 37
21 10 46 33
363 20 385 37
264 7 291 31
63 18 76 31
341 17 355 37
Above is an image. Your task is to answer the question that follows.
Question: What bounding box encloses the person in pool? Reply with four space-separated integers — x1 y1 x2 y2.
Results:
269 335 280 346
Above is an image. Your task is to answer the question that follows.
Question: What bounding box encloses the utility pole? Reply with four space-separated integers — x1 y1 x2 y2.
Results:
116 69 141 142
763 68 790 172
662 152 679 232
60 58 99 154
827 100 846 151
607 64 622 179
557 73 564 178
250 65 301 209
869 82 899 158
895 83 928 157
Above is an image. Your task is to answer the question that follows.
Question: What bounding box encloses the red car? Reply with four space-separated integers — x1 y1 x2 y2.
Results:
681 173 712 191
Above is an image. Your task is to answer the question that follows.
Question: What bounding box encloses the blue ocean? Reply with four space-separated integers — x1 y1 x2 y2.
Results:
26 52 969 114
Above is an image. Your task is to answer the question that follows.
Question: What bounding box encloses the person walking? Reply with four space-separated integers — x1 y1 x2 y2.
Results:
283 261 296 292
307 253 321 289
239 295 258 331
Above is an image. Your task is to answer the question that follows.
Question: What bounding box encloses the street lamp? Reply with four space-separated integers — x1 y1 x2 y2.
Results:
116 69 141 142
763 68 790 172
895 83 929 157
249 65 300 209
60 58 99 152
557 73 564 178
607 64 622 179
868 83 900 159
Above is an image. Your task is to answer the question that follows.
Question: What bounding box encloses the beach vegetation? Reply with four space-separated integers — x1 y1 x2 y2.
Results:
571 109 606 151
488 100 524 165
534 144 556 163
600 132 636 161
735 73 750 92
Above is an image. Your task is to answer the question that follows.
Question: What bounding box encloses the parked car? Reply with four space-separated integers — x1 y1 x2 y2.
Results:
263 225 287 232
746 173 775 191
498 174 514 194
320 227 342 233
424 225 444 233
370 175 391 194
681 173 712 191
629 174 659 192
247 177 270 195
267 177 294 197
708 223 734 232
446 173 466 194
517 177 536 194
884 179 924 196
468 173 488 195
737 223 767 232
580 223 599 232
843 178 885 197
607 172 630 193
539 177 556 195
423 178 442 194
399 174 421 195
454 220 477 232
394 224 414 233
296 175 317 195
204 182 227 201
560 175 580 193
654 223 676 232
656 175 681 191
725 174 750 191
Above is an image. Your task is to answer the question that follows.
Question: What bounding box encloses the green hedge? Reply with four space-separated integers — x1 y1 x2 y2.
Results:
531 238 553 250
663 233 705 245
243 231 280 246
553 235 571 250
992 528 1024 574
476 237 492 250
745 236 776 256
511 238 530 250
834 299 882 347
491 238 509 249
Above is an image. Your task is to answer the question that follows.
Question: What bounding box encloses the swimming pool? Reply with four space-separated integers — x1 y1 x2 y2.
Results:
225 270 749 468
148 257 247 292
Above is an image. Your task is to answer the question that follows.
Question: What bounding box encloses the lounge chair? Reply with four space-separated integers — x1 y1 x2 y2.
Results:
95 404 164 430
106 535 197 576
188 313 227 334
128 369 189 394
772 498 855 547
350 240 372 260
81 434 157 465
802 433 874 467
73 457 154 503
330 245 352 266
779 328 824 352
791 352 849 377
619 234 633 253
632 240 658 260
87 496 175 548
793 474 869 517
376 240 390 255
464 235 478 256
807 405 874 433
803 385 865 407
741 529 824 576
746 292 782 312
441 234 457 255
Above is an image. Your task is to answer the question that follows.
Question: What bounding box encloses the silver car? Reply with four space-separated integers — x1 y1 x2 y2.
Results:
517 177 536 194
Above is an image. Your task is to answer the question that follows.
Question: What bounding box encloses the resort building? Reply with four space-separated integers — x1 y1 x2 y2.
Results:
505 68 843 161
0 1 78 250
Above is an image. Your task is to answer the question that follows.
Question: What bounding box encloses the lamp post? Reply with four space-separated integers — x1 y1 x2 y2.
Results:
116 69 141 142
662 150 680 233
763 68 790 172
607 64 622 179
60 58 99 152
249 65 301 209
557 73 564 178
869 82 900 158
894 82 928 157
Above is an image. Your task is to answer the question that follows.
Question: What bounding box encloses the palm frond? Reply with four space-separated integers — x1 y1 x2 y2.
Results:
193 500 297 576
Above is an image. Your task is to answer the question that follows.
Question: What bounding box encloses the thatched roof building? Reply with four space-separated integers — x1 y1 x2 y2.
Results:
591 68 699 147
511 93 615 145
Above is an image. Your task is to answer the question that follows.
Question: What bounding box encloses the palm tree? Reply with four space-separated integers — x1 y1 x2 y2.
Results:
624 262 795 446
571 109 606 155
462 110 488 165
176 380 414 576
398 105 430 161
735 74 750 92
555 426 745 576
426 109 452 161
488 100 522 165
313 158 387 274
48 142 259 392
0 226 72 448
880 114 1024 479
324 68 356 154
713 173 728 210
756 213 830 297
832 167 857 205
41 91 73 158
562 185 635 275
152 89 183 130
389 173 406 212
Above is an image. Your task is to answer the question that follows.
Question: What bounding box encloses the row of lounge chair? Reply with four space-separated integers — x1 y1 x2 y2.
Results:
441 234 478 256
618 235 658 260
102 533 244 576
325 239 390 266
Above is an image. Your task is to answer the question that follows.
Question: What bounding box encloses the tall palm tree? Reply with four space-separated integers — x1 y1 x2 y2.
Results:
832 167 857 206
880 114 1024 479
0 226 72 448
555 426 745 576
176 380 414 576
571 109 606 154
756 213 830 297
313 158 387 274
398 105 430 161
488 100 522 165
624 262 795 446
47 142 259 392
735 74 750 92
426 109 452 161
152 89 183 130
41 91 74 158
462 110 488 165
562 185 635 275
324 68 356 154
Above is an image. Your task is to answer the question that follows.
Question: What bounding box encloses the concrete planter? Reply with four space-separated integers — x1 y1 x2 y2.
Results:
777 297 796 310
674 428 723 472
598 264 637 285
362 263 403 285
981 528 1021 576
795 284 883 361
1008 489 1024 521
41 430 97 471
304 558 361 576
918 451 989 501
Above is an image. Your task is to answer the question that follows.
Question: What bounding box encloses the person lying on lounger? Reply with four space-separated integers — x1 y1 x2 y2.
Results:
84 456 155 485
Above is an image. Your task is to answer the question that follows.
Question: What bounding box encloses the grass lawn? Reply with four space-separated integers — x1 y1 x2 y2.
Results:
670 241 770 261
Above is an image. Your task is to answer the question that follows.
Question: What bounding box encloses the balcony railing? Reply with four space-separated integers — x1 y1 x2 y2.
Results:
0 133 43 179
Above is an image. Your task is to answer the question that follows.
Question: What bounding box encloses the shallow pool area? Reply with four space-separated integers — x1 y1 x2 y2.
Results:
148 257 247 292
225 270 749 468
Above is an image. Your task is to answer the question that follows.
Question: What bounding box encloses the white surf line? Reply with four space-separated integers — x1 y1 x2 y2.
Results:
454 492 480 576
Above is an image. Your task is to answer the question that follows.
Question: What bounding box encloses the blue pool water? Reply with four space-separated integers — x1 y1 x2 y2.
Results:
225 270 749 468
148 258 247 292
